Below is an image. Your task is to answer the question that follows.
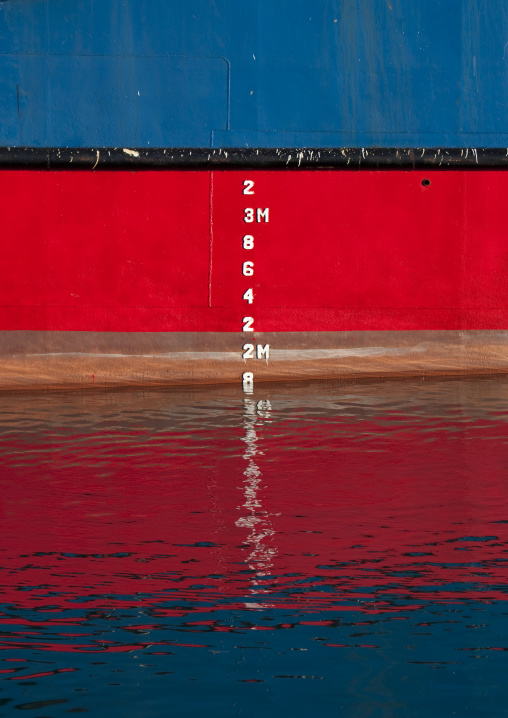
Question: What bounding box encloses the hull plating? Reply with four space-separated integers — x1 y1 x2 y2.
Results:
2 168 508 388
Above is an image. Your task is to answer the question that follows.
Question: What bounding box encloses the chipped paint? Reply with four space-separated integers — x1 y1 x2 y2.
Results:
0 147 507 169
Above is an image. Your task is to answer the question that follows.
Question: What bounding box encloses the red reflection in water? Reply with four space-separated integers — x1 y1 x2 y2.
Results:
1 380 508 626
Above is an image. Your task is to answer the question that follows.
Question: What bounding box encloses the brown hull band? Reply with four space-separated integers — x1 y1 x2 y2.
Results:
1 330 508 390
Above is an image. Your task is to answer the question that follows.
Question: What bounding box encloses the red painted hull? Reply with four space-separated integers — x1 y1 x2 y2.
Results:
2 169 508 387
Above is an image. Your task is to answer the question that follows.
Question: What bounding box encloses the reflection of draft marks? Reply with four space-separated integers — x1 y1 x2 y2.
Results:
236 398 278 607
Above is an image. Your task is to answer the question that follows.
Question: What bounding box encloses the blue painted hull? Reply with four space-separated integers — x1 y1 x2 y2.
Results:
0 0 506 150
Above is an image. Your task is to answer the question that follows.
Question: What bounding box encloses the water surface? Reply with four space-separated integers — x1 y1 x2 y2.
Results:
1 378 508 716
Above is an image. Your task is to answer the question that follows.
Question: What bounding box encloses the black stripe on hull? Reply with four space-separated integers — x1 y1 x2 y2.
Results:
0 147 507 170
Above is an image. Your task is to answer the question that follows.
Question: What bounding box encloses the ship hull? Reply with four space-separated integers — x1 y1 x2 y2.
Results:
2 330 508 390
3 165 508 389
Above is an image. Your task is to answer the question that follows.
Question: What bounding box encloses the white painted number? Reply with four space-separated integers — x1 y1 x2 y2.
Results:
242 372 254 392
242 344 255 359
244 208 269 223
256 344 270 359
243 288 254 304
242 316 254 332
240 193 269 386
243 343 270 360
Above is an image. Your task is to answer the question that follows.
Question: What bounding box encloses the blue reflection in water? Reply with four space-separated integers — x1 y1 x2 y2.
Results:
1 379 508 717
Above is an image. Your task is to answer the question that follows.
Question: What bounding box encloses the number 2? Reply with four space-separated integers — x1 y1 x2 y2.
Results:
243 180 254 195
242 316 254 332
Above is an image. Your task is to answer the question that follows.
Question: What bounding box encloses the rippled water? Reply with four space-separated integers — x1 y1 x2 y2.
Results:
2 377 508 716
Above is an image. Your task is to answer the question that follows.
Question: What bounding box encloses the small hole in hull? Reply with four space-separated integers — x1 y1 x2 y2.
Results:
422 178 431 187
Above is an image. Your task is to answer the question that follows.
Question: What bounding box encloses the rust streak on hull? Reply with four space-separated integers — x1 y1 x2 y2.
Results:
1 330 508 391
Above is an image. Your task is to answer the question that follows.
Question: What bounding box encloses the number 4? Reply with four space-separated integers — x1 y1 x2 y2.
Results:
243 288 254 304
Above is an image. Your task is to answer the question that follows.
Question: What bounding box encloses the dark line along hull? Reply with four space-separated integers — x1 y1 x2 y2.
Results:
0 147 507 170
